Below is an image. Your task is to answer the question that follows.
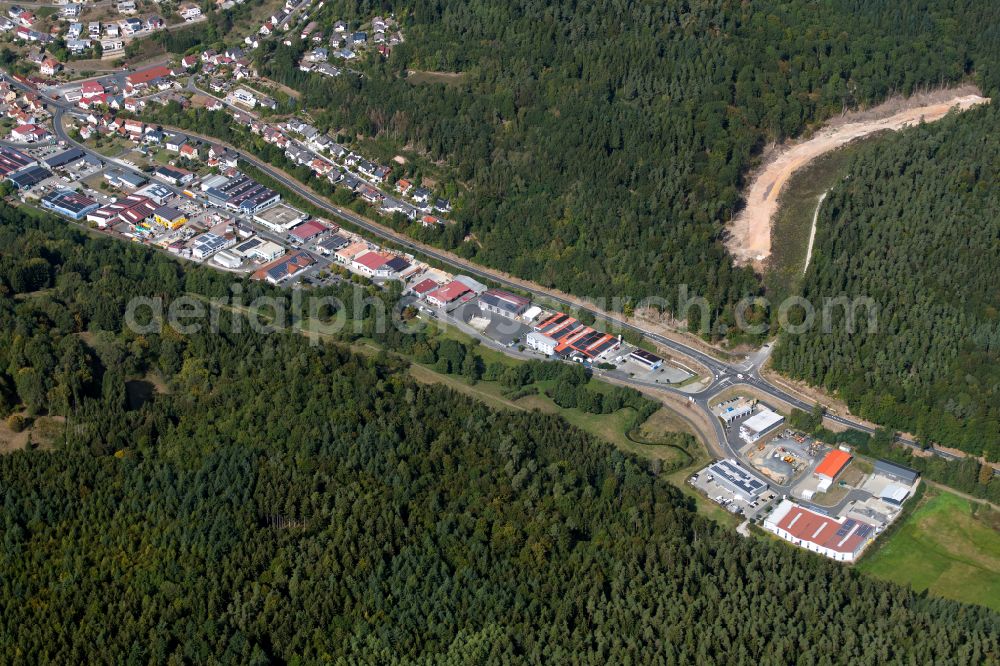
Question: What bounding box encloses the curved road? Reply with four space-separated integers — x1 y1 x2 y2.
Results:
11 75 971 497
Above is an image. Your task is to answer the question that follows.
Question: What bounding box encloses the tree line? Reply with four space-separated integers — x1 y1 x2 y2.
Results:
773 104 1000 460
1 199 999 663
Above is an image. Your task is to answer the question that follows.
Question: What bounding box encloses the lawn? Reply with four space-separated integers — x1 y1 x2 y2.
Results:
858 487 1000 611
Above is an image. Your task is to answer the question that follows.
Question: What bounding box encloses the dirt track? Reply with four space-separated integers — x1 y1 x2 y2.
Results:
726 86 989 269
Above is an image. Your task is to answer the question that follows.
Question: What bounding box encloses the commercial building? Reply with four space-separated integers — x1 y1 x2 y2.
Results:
426 281 471 308
134 183 171 204
873 460 919 485
352 250 390 276
7 165 51 189
705 459 768 503
43 148 86 169
334 240 370 264
212 249 243 269
288 219 328 242
247 240 284 262
207 172 280 214
125 64 173 90
253 250 315 284
154 165 193 186
764 500 875 562
191 232 235 259
316 233 350 255
716 398 754 423
629 349 663 370
40 189 99 220
104 169 147 189
152 205 187 230
478 289 530 319
453 275 488 294
526 331 558 356
533 312 620 361
879 483 911 506
0 145 36 177
814 449 853 488
739 408 784 443
409 277 439 297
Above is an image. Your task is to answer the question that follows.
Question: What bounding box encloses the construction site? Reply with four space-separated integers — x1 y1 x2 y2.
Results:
747 430 823 485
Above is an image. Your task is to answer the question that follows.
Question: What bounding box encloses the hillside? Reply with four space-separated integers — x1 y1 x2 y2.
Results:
247 0 1000 334
1 208 999 662
772 103 1000 458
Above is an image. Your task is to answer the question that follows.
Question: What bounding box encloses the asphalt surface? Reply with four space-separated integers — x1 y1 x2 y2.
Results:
7 73 973 495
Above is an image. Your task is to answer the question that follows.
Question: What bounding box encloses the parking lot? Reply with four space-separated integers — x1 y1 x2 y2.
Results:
689 459 778 519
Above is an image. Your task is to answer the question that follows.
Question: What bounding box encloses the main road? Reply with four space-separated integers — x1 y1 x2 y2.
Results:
9 73 966 480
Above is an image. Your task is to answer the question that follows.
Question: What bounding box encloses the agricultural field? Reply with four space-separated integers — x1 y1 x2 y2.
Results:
859 487 1000 611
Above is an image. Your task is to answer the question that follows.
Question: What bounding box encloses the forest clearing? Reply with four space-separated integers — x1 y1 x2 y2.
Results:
726 86 988 269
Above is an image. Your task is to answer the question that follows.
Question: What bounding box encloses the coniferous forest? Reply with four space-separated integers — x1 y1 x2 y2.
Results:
251 0 1000 332
773 104 1000 460
1 206 999 663
149 0 1000 454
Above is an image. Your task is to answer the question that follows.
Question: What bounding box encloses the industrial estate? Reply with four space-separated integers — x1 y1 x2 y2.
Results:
0 0 989 582
692 395 920 561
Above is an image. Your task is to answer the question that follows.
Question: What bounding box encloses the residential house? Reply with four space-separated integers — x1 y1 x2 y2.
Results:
165 134 187 151
67 38 91 55
178 142 201 160
80 80 104 98
101 37 125 53
11 123 49 142
179 3 202 21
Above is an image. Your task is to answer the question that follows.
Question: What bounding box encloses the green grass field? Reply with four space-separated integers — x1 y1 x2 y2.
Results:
858 488 1000 611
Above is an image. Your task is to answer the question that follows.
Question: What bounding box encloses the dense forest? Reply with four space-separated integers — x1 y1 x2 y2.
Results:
1 206 999 663
239 0 1000 335
773 104 1000 460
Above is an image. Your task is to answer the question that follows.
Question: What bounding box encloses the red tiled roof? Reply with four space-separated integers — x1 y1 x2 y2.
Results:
776 505 870 554
126 65 172 86
427 281 470 304
289 219 327 240
411 278 438 295
353 250 389 271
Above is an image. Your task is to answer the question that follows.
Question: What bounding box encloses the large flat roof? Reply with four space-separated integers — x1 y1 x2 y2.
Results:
741 408 784 434
773 502 873 554
709 459 767 499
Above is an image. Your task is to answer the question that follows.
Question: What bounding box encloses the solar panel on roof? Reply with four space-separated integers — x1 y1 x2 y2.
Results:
835 519 857 537
571 331 602 350
590 338 617 356
854 524 873 539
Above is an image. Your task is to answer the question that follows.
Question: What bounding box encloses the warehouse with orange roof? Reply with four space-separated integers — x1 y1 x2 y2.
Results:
814 449 853 491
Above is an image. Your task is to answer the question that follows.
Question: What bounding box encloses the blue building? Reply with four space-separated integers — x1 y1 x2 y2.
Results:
41 189 100 220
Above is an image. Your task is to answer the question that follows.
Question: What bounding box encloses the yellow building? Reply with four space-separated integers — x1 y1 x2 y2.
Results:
153 205 187 230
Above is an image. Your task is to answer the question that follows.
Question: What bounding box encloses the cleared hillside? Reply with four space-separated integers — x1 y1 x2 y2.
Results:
772 103 1000 458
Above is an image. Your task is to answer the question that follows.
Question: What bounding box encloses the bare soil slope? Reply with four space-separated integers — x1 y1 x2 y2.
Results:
727 86 989 269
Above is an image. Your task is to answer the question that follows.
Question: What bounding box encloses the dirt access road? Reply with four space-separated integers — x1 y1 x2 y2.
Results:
726 85 989 269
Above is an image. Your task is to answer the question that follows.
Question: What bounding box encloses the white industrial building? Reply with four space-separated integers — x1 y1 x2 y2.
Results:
739 408 784 443
526 331 558 356
716 398 754 423
705 459 768 503
764 500 875 563
212 249 243 269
